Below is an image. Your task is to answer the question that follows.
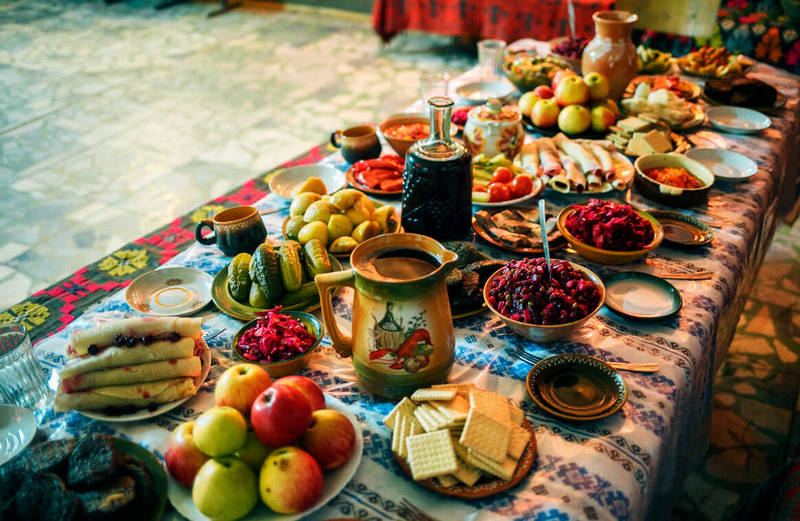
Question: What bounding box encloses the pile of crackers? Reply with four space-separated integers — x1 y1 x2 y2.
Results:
384 383 532 487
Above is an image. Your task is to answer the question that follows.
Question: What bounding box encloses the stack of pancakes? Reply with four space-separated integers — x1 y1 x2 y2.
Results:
55 317 204 412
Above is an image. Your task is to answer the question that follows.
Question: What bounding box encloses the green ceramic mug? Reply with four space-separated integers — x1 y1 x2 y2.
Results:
330 125 382 164
195 206 267 256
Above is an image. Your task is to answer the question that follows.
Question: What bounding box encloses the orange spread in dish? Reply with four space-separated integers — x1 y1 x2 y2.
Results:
384 123 429 141
644 167 704 189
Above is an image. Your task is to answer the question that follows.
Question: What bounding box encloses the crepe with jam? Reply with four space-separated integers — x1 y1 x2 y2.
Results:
55 317 204 413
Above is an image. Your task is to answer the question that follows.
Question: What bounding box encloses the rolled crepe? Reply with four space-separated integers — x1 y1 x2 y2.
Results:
586 173 603 192
515 141 540 176
612 162 635 190
69 317 202 358
553 133 601 176
60 338 195 378
558 152 586 193
61 356 201 393
54 377 196 412
548 174 571 193
588 143 614 177
538 138 563 177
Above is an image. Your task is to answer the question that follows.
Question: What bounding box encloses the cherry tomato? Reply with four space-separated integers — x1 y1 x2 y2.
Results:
488 182 511 202
510 175 534 198
490 166 514 184
473 184 487 192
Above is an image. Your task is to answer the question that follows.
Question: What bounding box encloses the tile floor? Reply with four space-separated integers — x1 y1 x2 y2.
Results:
1 1 799 520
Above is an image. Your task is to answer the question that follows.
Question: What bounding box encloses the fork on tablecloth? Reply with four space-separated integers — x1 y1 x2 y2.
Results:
399 499 440 521
511 346 660 373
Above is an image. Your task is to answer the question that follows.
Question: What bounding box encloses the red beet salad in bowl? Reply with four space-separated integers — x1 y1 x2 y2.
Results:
556 199 663 265
483 258 605 342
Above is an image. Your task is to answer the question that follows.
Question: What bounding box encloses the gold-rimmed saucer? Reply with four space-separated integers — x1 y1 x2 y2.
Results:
126 267 213 317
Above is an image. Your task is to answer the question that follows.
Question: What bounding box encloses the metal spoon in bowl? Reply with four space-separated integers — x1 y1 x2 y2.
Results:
539 198 552 277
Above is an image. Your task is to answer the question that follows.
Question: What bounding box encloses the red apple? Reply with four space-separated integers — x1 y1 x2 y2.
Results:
251 386 312 447
555 76 590 107
530 99 560 128
273 375 325 411
165 421 210 487
533 85 554 99
590 105 616 132
259 447 323 514
300 409 356 470
215 363 272 416
551 69 577 91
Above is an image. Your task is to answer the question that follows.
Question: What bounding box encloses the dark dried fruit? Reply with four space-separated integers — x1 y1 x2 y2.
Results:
87 344 98 355
168 331 181 342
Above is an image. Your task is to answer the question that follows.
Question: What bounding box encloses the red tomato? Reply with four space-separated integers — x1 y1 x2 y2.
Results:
490 167 514 184
510 175 534 198
488 183 511 202
473 184 487 192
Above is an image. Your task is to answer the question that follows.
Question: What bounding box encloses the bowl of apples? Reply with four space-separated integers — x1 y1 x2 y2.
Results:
165 366 363 521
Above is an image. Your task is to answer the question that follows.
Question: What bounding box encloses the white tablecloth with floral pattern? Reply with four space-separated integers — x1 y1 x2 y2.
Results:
30 50 799 521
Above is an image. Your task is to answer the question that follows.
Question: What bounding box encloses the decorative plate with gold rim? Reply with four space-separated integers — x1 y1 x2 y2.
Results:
126 267 213 317
525 354 627 422
394 420 537 499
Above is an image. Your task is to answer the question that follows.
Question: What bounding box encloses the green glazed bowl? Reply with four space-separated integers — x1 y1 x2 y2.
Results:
232 311 322 378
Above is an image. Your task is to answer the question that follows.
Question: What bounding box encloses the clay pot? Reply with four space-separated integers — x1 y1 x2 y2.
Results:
581 11 638 101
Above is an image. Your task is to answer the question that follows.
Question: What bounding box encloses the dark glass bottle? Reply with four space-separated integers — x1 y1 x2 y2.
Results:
401 97 472 241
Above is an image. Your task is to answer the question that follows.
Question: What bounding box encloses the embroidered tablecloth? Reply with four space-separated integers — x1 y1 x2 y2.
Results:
29 52 800 521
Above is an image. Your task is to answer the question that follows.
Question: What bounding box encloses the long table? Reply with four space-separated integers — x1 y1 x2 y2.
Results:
28 50 800 520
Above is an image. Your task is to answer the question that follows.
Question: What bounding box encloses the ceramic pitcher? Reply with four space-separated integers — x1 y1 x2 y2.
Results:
316 233 458 399
582 11 639 101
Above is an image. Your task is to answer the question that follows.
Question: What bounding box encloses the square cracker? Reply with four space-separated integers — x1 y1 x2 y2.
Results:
385 398 416 431
406 430 458 480
392 415 407 455
459 408 511 463
411 388 457 402
419 404 451 428
466 449 517 481
508 424 531 460
469 389 511 425
432 395 470 422
509 404 524 426
437 474 459 487
453 458 482 486
432 383 476 397
413 407 438 433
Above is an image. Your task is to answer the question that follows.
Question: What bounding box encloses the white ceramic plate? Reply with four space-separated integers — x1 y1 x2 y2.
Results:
78 339 212 423
685 148 758 183
706 106 771 134
472 176 544 207
455 80 516 105
126 267 213 317
268 165 346 200
167 394 364 521
0 405 36 465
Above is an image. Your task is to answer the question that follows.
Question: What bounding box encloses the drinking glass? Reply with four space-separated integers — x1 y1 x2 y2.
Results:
0 324 50 409
419 71 450 112
478 39 507 80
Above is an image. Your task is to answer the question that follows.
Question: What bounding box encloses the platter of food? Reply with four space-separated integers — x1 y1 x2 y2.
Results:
379 114 430 156
268 167 346 201
502 50 571 93
634 153 715 207
677 46 753 78
621 81 705 130
212 241 342 321
54 317 213 422
516 134 635 195
606 116 691 157
283 188 401 257
636 45 672 74
472 206 565 254
441 242 505 319
166 369 363 521
549 36 588 72
702 77 785 111
557 199 663 264
346 155 404 197
386 384 535 498
624 75 701 101
0 434 167 521
471 153 543 206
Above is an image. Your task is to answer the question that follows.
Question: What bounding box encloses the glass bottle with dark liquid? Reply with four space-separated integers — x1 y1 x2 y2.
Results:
401 96 472 240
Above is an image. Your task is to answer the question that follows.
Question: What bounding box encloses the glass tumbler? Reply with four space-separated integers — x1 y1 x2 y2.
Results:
419 71 450 112
478 39 507 80
0 324 50 409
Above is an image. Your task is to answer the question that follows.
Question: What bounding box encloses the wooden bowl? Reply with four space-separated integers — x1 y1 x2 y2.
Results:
557 206 663 265
378 114 429 157
482 263 605 342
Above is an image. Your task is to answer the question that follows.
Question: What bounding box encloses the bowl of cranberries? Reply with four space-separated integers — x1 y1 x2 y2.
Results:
483 258 605 342
557 199 663 265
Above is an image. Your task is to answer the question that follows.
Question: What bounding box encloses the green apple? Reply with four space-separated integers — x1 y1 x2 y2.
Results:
590 105 616 133
193 406 248 457
518 91 541 117
193 457 258 521
236 430 272 471
583 72 610 101
557 105 591 135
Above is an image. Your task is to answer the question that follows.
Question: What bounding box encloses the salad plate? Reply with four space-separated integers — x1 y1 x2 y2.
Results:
472 176 544 207
126 267 213 317
685 148 757 183
167 394 364 521
603 271 682 320
706 106 771 134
